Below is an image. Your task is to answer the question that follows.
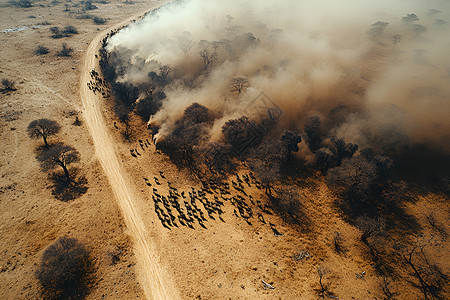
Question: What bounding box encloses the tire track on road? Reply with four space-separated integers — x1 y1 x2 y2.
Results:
79 10 179 300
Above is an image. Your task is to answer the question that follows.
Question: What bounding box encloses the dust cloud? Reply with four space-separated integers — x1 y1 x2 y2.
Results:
106 0 450 154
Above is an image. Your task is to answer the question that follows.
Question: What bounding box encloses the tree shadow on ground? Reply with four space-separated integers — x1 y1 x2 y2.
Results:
49 168 88 201
34 142 56 155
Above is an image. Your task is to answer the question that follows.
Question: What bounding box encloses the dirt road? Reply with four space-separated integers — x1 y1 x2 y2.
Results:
79 11 179 300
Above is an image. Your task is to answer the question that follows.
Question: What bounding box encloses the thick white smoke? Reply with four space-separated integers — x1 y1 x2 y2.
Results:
106 0 450 153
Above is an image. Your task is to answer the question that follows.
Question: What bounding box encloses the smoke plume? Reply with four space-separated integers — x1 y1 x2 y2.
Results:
106 0 450 154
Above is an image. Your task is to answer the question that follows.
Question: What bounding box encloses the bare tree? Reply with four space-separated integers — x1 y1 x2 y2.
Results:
35 236 94 299
199 40 217 70
27 119 61 147
178 31 194 54
62 25 78 35
226 14 234 26
37 143 80 182
230 77 249 95
402 237 447 300
317 265 329 299
8 0 32 8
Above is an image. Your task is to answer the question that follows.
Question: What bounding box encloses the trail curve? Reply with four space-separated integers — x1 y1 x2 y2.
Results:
79 10 179 300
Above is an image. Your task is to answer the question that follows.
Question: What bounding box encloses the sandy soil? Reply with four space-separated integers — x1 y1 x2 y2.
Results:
0 0 449 299
80 14 178 299
0 0 166 299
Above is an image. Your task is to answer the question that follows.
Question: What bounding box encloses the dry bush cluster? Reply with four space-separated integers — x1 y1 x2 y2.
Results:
35 236 95 299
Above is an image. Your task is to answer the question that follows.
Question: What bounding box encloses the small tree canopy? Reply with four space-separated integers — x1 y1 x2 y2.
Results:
37 143 80 181
222 116 261 152
27 119 61 147
35 236 94 299
230 77 249 95
281 130 302 157
183 102 212 125
326 156 377 202
197 141 234 174
248 140 284 197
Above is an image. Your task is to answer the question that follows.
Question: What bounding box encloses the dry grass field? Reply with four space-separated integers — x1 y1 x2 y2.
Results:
0 0 448 299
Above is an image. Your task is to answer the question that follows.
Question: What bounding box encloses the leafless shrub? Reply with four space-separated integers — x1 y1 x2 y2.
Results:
1 78 17 92
38 20 52 26
62 25 78 35
426 212 447 240
50 26 63 38
230 77 249 95
316 265 336 299
93 16 107 25
34 45 50 55
199 40 217 70
222 116 261 152
75 13 93 20
333 232 345 254
8 0 32 8
158 103 213 169
183 102 213 125
57 43 73 57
